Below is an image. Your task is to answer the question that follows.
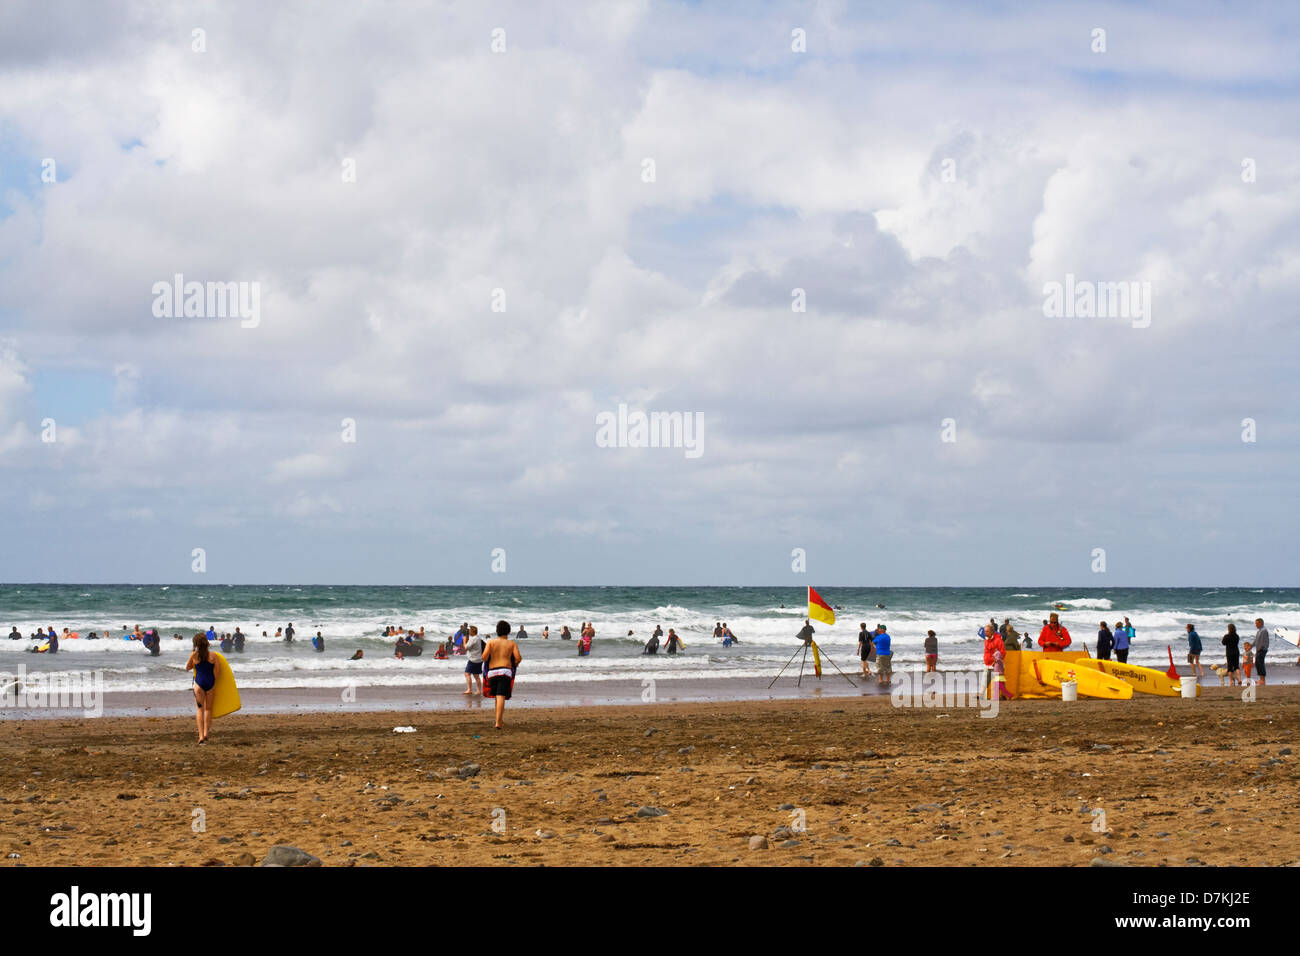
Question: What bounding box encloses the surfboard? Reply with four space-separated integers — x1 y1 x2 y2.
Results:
1033 658 1133 699
210 651 241 718
1075 658 1199 697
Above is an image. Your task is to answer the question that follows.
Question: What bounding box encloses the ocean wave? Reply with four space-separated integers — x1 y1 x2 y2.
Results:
1055 598 1114 610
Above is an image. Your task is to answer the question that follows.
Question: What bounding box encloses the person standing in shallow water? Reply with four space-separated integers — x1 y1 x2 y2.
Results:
482 620 522 730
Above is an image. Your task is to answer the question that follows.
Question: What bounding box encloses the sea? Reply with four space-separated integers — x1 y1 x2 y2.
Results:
1 585 1295 702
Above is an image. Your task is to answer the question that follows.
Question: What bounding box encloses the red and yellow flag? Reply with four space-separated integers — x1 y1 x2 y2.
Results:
808 586 835 626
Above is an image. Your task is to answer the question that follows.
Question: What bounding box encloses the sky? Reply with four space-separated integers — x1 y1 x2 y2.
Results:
0 0 1297 586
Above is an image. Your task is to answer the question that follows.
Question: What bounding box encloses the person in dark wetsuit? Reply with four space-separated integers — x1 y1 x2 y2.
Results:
284 622 295 642
233 628 246 653
8 627 21 641
219 632 233 653
47 626 59 654
643 631 660 655
1222 623 1241 685
312 631 325 653
185 634 221 743
665 629 682 655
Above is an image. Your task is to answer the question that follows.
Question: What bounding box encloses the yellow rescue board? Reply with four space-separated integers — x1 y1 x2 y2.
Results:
1034 658 1133 699
1075 658 1199 697
210 651 242 718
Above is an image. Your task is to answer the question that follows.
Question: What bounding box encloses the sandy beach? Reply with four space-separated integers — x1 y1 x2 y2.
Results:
3 685 1298 867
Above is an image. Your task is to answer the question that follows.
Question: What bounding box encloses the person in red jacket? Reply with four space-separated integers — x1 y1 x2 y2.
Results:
982 626 1005 695
1038 613 1072 651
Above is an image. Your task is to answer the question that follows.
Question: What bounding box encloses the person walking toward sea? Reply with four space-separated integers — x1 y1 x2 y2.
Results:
1113 620 1130 663
483 620 522 730
873 625 893 686
1096 622 1114 661
1222 623 1241 685
1254 618 1270 686
857 624 873 677
517 625 528 640
713 622 723 640
665 628 682 655
1038 614 1071 652
643 630 660 655
464 625 485 696
185 634 220 743
285 622 295 642
1185 624 1204 678
924 630 938 672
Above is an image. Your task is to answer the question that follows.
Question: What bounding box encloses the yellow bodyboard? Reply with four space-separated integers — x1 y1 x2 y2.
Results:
210 651 242 718
1075 658 1198 697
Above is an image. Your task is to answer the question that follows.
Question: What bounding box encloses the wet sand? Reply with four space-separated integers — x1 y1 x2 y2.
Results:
3 685 1298 867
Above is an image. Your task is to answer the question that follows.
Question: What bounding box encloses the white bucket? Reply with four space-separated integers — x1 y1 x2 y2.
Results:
1061 680 1078 702
1180 677 1197 699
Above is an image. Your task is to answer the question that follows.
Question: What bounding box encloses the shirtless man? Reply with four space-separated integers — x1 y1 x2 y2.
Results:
483 620 522 730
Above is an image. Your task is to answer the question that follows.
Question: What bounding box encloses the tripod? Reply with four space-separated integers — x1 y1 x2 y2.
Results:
769 639 858 689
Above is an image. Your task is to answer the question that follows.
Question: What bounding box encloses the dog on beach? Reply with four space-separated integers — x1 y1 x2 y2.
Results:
1208 664 1232 685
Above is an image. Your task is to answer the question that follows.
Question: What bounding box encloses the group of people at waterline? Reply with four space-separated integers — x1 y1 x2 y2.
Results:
794 612 1280 691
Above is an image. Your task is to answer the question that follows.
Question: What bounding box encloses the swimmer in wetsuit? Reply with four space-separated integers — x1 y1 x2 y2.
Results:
185 634 221 743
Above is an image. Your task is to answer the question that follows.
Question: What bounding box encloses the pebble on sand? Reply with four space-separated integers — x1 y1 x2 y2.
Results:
260 845 322 867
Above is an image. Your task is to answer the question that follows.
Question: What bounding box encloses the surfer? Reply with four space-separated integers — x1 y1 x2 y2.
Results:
643 630 660 654
875 603 885 609
233 628 246 653
285 622 295 642
1038 613 1071 652
517 625 529 640
665 628 682 655
483 620 522 730
7 627 19 640
312 631 325 652
185 634 220 744
350 649 364 660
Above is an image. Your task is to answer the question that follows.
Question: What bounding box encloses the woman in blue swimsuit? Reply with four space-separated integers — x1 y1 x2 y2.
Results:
185 634 221 743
